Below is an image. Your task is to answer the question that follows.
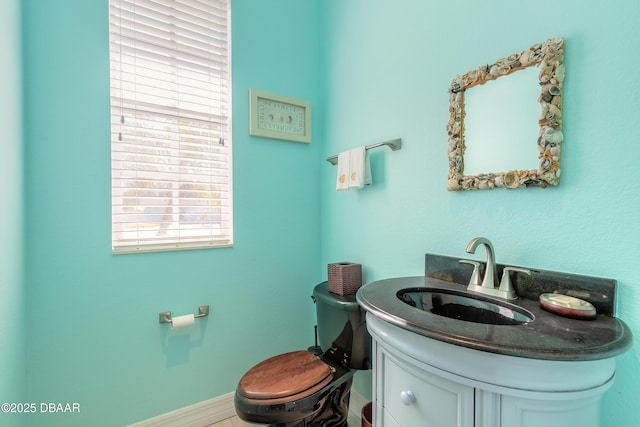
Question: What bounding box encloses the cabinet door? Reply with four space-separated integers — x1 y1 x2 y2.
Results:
381 408 402 427
380 353 474 427
501 394 603 427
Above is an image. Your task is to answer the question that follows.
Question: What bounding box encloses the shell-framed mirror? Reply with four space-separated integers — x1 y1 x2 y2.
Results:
446 37 565 190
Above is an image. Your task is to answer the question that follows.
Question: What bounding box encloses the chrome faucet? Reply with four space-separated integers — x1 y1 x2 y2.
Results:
466 237 499 290
464 237 522 300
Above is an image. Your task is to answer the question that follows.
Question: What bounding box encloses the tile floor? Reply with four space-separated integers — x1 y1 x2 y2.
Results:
207 416 252 427
209 412 360 427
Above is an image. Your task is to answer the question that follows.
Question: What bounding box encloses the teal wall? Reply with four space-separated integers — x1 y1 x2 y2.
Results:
12 0 640 426
0 0 26 426
21 0 322 426
320 0 640 425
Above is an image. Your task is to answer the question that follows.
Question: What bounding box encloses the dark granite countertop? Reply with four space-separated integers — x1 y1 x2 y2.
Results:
356 258 633 361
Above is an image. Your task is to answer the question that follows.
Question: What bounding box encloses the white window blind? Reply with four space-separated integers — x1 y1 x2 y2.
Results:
109 0 232 253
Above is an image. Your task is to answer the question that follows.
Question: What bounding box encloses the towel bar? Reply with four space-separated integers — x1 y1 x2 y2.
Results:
159 305 209 324
326 138 402 165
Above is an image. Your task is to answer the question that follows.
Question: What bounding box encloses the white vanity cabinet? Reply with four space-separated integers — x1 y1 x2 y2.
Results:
499 393 603 427
377 348 474 427
368 314 615 427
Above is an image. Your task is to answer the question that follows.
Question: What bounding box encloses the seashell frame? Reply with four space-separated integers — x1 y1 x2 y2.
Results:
447 37 565 191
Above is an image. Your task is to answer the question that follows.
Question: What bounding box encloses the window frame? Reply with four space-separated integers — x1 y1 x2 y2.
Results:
109 0 233 254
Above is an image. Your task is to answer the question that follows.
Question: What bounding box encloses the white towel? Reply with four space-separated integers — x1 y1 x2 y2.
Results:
336 150 350 191
335 147 372 191
348 146 371 189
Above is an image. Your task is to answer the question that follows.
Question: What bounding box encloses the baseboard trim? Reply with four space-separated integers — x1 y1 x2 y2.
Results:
130 386 367 427
128 392 236 427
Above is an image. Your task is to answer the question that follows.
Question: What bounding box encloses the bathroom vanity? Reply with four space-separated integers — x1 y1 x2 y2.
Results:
357 253 632 427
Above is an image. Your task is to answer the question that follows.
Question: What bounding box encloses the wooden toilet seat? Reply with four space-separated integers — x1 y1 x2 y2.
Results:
236 350 334 404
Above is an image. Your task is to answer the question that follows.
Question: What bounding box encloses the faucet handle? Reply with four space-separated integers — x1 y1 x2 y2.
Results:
499 267 531 297
459 259 482 287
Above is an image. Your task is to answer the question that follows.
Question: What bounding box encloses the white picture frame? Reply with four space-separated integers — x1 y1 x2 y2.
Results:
249 89 311 143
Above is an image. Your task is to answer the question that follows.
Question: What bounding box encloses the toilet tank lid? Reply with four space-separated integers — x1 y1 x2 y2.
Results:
314 282 360 312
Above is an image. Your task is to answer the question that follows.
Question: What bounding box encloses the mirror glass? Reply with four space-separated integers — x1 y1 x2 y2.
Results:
463 67 539 175
447 37 565 190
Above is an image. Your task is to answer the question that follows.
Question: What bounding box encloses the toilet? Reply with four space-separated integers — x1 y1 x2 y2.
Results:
234 282 371 426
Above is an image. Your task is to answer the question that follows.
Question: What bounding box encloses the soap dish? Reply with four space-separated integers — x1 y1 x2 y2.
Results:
539 293 597 320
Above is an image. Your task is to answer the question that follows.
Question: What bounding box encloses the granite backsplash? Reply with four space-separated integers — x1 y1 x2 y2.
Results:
425 253 616 316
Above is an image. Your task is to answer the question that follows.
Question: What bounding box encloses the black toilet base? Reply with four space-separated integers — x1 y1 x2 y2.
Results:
236 374 353 427
302 377 352 427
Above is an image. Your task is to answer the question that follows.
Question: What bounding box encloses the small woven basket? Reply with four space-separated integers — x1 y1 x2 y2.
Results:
361 401 372 427
328 262 362 296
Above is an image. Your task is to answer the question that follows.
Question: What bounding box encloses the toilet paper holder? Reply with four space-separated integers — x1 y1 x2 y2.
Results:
159 305 210 324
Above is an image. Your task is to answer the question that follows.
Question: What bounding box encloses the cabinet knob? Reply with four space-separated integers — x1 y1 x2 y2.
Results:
400 390 415 406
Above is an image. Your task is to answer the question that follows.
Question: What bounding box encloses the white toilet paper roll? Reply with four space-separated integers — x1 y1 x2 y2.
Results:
171 314 195 329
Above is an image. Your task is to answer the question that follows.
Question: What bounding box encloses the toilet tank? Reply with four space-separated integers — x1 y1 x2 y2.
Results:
313 282 371 370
